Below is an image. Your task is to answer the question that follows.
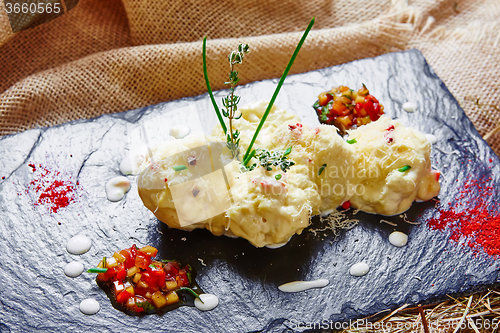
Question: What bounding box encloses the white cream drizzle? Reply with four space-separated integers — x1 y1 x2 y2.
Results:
194 294 219 311
79 299 100 315
278 279 329 292
64 262 84 278
66 235 92 255
349 262 370 277
105 176 131 202
389 231 408 247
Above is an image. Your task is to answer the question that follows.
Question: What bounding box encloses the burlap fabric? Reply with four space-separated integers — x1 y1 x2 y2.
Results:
0 0 499 156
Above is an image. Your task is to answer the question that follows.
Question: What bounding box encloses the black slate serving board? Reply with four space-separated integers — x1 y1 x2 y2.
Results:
1 49 499 333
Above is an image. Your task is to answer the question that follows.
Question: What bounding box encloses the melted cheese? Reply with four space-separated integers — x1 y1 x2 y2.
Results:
137 102 440 247
347 116 440 215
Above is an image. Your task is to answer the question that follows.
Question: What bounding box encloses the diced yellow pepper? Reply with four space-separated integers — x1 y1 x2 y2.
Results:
125 286 135 296
151 291 168 308
165 280 178 291
137 279 148 289
106 257 119 268
127 266 139 277
165 291 179 305
113 252 126 263
139 245 158 256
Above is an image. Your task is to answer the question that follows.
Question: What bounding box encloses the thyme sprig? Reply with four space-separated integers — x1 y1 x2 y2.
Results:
246 147 295 172
223 44 249 158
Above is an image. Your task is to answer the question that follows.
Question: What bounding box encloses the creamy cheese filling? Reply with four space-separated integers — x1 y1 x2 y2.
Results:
137 102 440 247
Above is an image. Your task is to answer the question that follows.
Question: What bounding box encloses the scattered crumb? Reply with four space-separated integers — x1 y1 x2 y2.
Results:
181 237 187 241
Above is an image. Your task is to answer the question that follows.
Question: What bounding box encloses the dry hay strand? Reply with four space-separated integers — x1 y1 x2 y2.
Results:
342 288 500 333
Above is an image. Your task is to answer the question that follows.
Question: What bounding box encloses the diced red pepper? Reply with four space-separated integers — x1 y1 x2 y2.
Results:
365 94 379 104
116 290 131 303
115 264 126 281
164 262 179 279
341 201 351 210
141 272 158 288
135 252 151 269
119 249 136 269
177 270 190 287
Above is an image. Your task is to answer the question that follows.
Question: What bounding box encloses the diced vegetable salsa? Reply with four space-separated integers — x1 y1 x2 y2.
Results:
91 245 198 314
313 84 384 134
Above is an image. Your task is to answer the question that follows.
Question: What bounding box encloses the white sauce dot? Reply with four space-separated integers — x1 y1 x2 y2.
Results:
66 234 92 255
79 298 100 315
105 176 131 202
349 262 370 277
120 146 147 175
170 125 191 139
425 134 438 144
389 231 408 247
278 279 329 293
403 102 417 112
194 294 219 311
64 262 84 277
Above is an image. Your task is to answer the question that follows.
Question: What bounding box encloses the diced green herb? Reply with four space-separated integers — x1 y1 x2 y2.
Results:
172 165 187 171
246 148 295 173
186 264 193 284
149 263 159 270
177 287 204 303
136 301 155 312
275 174 282 180
87 268 108 273
318 164 327 176
161 259 176 263
398 165 411 172
347 139 357 144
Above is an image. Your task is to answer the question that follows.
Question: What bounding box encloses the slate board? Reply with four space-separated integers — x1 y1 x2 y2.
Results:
1 49 499 333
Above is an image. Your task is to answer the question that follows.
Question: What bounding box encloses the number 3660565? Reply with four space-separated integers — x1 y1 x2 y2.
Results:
5 2 61 14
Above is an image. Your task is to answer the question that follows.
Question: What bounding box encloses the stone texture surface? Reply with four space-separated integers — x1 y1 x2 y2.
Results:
0 49 499 332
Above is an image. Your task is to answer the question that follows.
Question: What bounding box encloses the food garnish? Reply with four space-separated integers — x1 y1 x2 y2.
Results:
245 147 295 172
203 17 315 170
89 245 201 314
313 84 384 134
172 165 187 171
398 165 411 172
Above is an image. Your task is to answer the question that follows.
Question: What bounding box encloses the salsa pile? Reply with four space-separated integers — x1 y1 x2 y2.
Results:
90 245 197 314
313 84 385 134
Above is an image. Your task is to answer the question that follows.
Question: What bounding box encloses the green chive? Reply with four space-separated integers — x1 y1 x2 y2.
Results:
161 259 176 263
203 37 227 134
102 257 106 269
347 139 357 144
243 149 256 167
87 268 108 273
243 17 315 163
173 165 187 171
275 174 282 180
398 165 411 172
283 147 292 157
149 263 159 270
318 163 327 176
177 287 204 303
